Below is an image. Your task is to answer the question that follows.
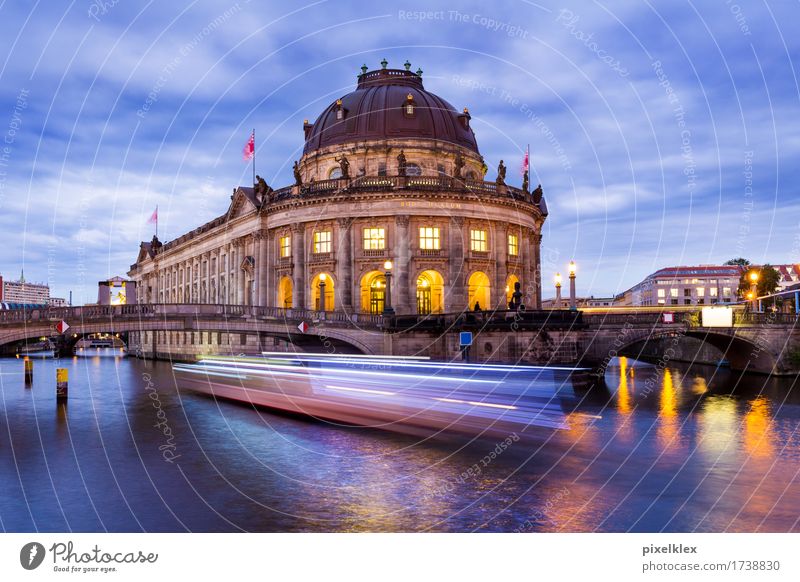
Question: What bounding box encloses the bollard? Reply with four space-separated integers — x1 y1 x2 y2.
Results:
56 368 68 399
24 357 33 385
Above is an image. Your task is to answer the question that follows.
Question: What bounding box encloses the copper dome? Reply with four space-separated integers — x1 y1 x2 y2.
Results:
302 68 479 155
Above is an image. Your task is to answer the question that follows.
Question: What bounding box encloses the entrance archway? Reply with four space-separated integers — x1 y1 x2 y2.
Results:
310 272 335 311
277 276 293 308
360 271 386 314
505 274 520 307
416 270 445 314
467 271 491 310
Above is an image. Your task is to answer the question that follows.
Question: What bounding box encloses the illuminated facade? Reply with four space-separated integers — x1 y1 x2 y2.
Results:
128 63 547 317
618 266 742 306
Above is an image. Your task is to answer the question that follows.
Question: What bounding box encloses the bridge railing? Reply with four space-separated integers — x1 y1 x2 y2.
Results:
0 303 386 328
386 309 584 331
734 311 799 325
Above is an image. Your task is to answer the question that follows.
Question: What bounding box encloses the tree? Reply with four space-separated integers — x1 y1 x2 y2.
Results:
737 264 782 301
725 257 750 266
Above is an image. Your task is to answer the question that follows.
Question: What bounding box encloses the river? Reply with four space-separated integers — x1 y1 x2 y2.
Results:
1 350 798 532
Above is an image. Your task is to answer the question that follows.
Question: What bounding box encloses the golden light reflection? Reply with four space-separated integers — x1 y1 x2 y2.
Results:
697 396 738 460
657 369 680 450
617 357 632 415
743 397 774 460
691 377 709 396
614 357 635 441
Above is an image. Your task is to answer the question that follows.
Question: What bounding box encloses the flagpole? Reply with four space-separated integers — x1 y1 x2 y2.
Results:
252 128 256 186
155 205 158 239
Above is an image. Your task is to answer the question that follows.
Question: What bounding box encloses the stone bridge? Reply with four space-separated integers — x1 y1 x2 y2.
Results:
0 304 797 375
0 304 387 359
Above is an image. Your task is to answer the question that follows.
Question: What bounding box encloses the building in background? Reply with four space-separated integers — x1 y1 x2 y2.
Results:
541 295 616 309
0 271 50 305
47 297 68 307
616 265 742 306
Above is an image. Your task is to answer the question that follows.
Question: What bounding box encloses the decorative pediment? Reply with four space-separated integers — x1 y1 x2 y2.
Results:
135 242 153 263
226 187 258 221
240 255 255 274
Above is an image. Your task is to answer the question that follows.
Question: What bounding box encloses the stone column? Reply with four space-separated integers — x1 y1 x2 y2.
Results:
522 231 532 307
292 224 305 309
256 230 269 306
493 222 507 309
336 218 353 311
448 216 466 311
266 230 275 307
395 215 411 313
532 231 542 309
238 239 247 304
152 266 159 304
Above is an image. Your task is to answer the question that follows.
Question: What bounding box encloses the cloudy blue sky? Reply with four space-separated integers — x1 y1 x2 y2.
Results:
0 0 798 303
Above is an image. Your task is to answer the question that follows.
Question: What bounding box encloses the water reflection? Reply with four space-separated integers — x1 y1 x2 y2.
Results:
743 397 774 460
0 352 798 532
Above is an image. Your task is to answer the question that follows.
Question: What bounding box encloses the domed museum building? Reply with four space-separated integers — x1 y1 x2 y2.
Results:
129 61 547 326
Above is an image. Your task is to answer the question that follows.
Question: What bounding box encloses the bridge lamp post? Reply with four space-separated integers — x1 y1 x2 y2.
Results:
318 273 327 311
383 260 395 315
568 260 577 311
748 270 759 312
554 273 562 309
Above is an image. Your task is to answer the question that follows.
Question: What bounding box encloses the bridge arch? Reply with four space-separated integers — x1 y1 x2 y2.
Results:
615 327 778 374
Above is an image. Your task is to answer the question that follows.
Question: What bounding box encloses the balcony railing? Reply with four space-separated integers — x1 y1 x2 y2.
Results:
418 248 442 257
362 249 387 258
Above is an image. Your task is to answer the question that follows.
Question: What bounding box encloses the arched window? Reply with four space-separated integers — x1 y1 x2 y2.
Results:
310 273 335 311
406 163 422 176
505 274 520 307
329 167 343 179
417 270 445 314
467 271 491 311
278 277 293 309
360 271 386 314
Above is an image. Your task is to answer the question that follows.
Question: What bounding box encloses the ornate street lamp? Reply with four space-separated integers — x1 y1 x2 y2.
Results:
383 260 394 315
318 273 327 311
554 272 562 309
748 270 759 312
568 260 577 311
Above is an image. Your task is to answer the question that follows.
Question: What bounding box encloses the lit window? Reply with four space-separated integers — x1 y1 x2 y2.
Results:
470 229 487 252
404 94 415 116
419 227 440 250
508 234 518 256
723 287 732 297
314 230 332 254
710 287 718 296
696 287 705 297
280 235 291 258
657 289 666 298
363 227 385 250
670 288 678 298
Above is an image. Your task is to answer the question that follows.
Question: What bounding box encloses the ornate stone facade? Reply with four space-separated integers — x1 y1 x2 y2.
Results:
128 65 547 315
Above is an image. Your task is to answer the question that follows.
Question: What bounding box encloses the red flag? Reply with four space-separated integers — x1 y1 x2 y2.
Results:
147 207 158 224
521 145 529 175
242 131 254 161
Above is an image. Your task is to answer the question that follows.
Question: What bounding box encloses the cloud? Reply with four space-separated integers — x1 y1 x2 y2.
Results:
0 0 798 299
